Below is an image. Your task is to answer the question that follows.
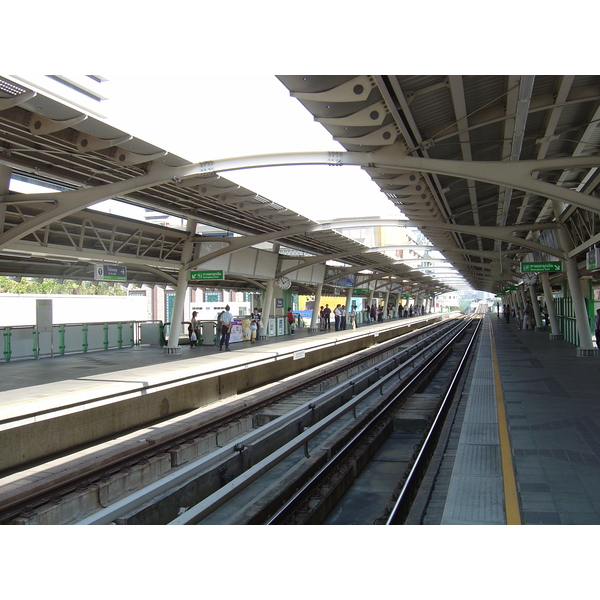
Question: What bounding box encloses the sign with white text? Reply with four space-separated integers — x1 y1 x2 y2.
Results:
190 270 224 281
521 261 562 273
94 264 127 281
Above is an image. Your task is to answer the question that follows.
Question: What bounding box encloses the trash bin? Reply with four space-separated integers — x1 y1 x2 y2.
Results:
201 321 217 345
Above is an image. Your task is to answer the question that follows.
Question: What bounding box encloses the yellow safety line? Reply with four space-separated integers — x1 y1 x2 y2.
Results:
490 324 522 525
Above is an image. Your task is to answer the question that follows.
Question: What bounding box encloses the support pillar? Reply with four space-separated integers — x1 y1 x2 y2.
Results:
554 212 596 355
165 218 197 353
383 291 390 320
528 285 544 331
540 272 562 339
0 165 10 233
345 287 353 326
519 285 528 311
310 284 323 331
260 279 275 340
509 290 519 314
565 253 595 354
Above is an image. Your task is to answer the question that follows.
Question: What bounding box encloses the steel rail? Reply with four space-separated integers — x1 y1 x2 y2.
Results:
74 320 461 524
264 316 477 525
385 316 483 524
169 318 467 525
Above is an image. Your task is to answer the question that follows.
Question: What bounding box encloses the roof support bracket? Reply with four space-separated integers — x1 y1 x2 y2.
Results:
28 113 87 136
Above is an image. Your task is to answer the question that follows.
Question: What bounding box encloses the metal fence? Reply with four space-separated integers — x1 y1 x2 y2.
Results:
2 320 165 362
554 297 600 346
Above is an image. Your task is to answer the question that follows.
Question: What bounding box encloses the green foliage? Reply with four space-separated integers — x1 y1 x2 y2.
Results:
458 298 471 311
0 277 126 296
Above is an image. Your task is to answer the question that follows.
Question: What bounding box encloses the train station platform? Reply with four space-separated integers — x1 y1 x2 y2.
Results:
0 318 412 413
427 311 600 525
0 315 445 477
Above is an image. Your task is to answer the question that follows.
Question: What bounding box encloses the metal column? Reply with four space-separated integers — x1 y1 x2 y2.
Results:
260 279 275 340
0 165 10 233
309 284 323 331
540 271 562 339
166 218 197 351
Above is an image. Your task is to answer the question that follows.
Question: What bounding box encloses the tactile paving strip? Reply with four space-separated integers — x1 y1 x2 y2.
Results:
441 320 505 525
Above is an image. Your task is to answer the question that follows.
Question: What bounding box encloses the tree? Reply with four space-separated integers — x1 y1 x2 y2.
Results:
0 277 126 295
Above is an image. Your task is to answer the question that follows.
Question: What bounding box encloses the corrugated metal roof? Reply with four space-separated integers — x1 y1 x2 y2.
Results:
279 74 600 293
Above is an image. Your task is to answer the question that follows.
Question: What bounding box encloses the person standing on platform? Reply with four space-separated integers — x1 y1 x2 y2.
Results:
251 307 261 344
319 306 325 330
370 304 377 323
364 304 371 324
249 320 258 344
334 304 342 331
523 301 532 330
287 307 295 334
216 310 224 347
323 304 331 330
542 304 549 327
349 305 357 329
594 309 600 349
340 305 347 330
219 305 233 351
189 311 199 348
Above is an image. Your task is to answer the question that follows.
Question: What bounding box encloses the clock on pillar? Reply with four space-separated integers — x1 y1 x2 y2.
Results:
522 272 539 285
276 276 292 290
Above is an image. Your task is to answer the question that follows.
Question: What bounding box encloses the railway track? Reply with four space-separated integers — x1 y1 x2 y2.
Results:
1 315 477 525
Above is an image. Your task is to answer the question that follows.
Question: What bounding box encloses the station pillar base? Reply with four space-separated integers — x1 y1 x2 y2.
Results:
576 347 599 357
163 346 183 355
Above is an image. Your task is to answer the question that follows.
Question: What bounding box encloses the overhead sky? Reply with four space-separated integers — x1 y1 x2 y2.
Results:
101 74 404 222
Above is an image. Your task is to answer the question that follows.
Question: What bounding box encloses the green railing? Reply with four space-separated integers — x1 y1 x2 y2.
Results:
554 297 599 347
555 297 578 345
0 320 164 362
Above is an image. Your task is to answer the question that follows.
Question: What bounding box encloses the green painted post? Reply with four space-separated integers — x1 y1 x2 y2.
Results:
103 323 109 350
59 324 65 355
3 327 11 362
117 322 123 348
82 323 88 353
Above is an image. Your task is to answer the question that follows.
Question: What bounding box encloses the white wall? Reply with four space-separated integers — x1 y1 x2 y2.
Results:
0 294 148 327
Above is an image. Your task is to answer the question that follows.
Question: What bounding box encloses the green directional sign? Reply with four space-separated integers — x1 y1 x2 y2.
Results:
521 261 562 273
94 264 127 281
190 270 224 281
353 288 369 295
587 248 599 271
502 285 518 291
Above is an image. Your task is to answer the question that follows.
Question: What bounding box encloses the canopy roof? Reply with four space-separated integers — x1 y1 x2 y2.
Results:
278 75 600 293
0 75 453 296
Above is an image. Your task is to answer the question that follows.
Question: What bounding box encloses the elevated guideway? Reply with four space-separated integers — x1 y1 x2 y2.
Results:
0 314 449 475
